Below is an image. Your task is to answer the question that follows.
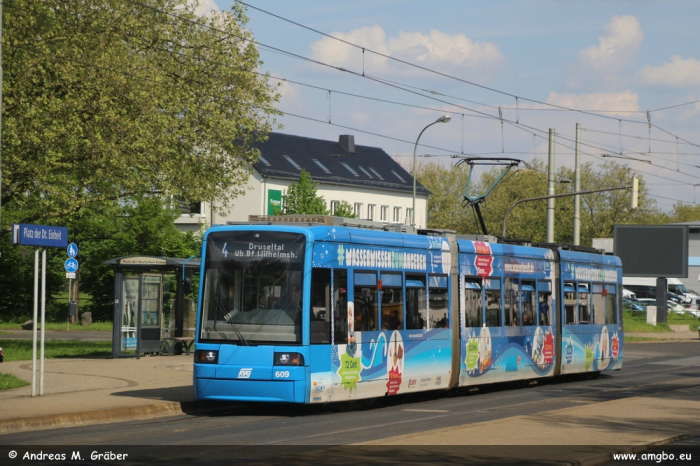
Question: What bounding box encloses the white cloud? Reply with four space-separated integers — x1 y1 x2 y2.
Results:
639 56 700 88
546 91 640 114
309 25 504 79
579 15 643 73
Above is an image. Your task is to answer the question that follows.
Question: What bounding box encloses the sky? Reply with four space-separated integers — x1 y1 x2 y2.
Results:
196 0 700 212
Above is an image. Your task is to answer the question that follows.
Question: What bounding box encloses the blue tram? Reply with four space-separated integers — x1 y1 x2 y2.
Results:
193 217 623 403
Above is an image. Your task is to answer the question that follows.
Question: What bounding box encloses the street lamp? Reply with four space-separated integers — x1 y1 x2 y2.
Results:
412 115 451 226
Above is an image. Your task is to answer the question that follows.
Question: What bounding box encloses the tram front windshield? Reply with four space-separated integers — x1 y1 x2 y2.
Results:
200 231 306 345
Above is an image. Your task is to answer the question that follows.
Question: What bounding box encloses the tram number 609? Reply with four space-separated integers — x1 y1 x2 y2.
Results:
275 371 290 378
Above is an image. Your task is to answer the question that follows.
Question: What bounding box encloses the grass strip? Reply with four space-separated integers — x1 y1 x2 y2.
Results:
0 373 30 391
0 340 112 362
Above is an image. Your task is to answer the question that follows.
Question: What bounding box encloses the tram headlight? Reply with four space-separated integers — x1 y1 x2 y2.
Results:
274 352 305 366
195 350 218 364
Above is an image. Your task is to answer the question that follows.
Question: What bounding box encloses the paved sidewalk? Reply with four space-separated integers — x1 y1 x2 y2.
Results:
0 355 200 435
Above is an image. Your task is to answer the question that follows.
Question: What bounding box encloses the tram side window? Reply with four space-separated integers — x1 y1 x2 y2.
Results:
429 275 449 329
381 273 404 330
485 279 502 327
406 274 427 330
578 283 590 324
606 285 618 324
521 281 536 326
592 284 605 325
354 272 378 331
464 278 483 328
538 281 551 326
564 282 577 325
310 268 331 344
504 278 517 326
333 270 348 344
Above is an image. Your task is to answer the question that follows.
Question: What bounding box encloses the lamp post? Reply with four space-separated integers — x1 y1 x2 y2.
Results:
412 115 451 226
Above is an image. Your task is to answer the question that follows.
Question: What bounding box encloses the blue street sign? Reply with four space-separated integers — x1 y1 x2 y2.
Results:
64 258 79 273
12 224 68 248
67 243 78 258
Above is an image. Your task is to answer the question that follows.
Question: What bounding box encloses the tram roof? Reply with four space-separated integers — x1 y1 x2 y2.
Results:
209 217 619 265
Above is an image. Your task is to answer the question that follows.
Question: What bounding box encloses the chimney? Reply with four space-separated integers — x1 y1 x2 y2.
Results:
339 135 355 154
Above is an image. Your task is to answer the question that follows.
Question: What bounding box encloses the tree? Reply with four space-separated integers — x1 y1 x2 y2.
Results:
75 197 201 321
0 197 201 321
416 162 472 232
418 159 665 245
555 162 665 244
667 203 700 223
281 170 328 215
1 0 279 235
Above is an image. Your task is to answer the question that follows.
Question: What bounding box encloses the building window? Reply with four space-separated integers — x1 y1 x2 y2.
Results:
368 204 376 221
176 197 203 216
406 208 414 225
330 200 339 215
381 205 389 221
354 202 363 218
393 207 402 222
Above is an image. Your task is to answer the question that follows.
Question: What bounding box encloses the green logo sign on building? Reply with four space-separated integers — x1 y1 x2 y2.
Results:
267 189 282 215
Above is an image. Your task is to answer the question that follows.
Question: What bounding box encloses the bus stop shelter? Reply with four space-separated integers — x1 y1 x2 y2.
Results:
104 256 200 358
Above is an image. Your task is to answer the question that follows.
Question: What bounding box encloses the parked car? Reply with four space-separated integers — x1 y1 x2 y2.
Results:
636 298 700 317
623 298 646 312
684 298 700 318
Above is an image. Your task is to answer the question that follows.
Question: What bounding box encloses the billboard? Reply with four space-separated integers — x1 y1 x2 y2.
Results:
613 225 688 277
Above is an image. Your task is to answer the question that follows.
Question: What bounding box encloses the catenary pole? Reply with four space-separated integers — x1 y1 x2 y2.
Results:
546 129 556 243
574 123 581 245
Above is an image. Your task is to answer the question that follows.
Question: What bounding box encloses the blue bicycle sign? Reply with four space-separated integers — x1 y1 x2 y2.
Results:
64 258 79 273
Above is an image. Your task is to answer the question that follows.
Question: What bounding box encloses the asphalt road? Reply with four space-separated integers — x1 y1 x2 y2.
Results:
1 342 698 456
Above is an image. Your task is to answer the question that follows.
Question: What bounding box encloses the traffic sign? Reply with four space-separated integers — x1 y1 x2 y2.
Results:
67 243 78 258
64 258 79 273
66 272 76 279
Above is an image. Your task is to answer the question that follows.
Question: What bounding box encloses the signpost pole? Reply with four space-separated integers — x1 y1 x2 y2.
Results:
40 249 47 396
67 278 72 331
31 248 39 396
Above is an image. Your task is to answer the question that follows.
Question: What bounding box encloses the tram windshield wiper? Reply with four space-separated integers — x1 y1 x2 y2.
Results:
213 276 249 346
214 296 249 345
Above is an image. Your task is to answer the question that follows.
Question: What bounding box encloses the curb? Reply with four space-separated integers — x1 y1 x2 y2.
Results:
0 400 232 435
